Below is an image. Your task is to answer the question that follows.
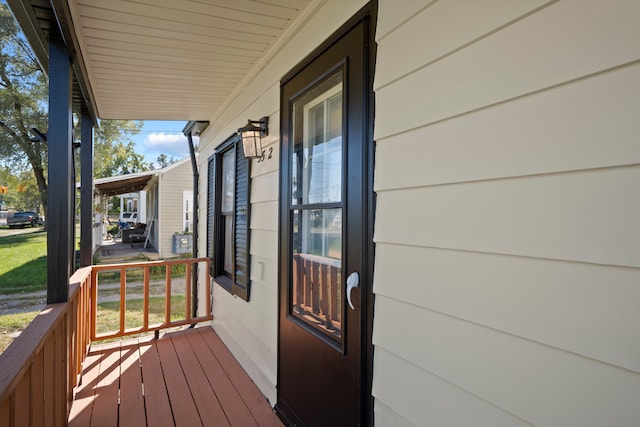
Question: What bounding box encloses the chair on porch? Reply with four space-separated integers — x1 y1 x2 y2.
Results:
129 219 152 248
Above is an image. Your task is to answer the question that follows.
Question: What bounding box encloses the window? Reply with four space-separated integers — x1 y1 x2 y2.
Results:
207 134 251 300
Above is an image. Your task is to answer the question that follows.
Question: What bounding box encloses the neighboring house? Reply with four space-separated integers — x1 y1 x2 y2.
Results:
8 1 640 426
93 157 195 258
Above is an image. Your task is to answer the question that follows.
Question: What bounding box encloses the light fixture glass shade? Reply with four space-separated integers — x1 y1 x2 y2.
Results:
238 121 263 159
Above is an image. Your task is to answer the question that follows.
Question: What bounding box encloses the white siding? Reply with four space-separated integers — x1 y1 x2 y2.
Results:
197 0 368 405
157 159 192 258
373 0 640 426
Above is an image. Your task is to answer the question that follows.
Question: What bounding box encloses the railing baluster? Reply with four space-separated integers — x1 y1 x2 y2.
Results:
91 270 97 340
119 266 126 335
166 264 172 326
303 258 311 311
330 265 338 323
321 263 332 329
186 262 192 321
143 265 150 331
311 260 320 315
81 258 212 341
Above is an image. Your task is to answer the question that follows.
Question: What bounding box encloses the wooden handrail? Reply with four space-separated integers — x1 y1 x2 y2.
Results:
0 257 212 426
90 257 211 341
0 267 92 427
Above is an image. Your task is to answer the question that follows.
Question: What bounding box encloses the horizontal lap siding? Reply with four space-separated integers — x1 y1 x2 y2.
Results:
373 0 640 425
159 161 192 257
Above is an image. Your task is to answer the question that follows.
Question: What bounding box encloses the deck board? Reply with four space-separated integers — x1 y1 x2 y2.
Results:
69 327 283 427
138 337 175 427
189 329 258 427
89 344 121 426
199 329 282 426
170 331 231 426
68 349 102 427
119 342 146 427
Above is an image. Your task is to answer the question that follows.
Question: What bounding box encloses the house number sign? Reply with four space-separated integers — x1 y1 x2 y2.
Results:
256 147 273 164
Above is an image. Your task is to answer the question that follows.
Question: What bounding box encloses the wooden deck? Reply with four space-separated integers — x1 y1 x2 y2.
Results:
68 327 283 427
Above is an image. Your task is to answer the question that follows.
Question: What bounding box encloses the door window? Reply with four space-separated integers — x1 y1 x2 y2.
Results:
290 71 344 344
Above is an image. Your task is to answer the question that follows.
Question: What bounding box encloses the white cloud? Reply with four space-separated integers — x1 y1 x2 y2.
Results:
141 132 189 158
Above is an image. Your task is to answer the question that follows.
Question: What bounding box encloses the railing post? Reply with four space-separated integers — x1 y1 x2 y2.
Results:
186 262 192 322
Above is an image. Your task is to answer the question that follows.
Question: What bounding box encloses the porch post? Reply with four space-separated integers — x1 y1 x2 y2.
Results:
80 111 94 267
46 38 73 304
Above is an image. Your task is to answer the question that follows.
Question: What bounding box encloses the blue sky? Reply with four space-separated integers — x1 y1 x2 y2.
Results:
131 120 194 166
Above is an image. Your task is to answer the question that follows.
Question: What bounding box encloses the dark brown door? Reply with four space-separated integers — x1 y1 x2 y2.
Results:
278 13 373 427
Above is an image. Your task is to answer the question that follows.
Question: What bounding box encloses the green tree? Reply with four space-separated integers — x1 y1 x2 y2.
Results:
0 4 149 213
155 153 176 169
0 4 48 210
93 120 146 178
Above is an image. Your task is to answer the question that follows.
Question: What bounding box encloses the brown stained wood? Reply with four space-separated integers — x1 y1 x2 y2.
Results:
330 265 339 321
293 255 301 307
91 272 98 341
198 328 283 427
43 335 54 427
155 335 203 427
311 261 320 314
30 350 44 427
69 327 279 426
320 263 332 328
69 298 78 393
89 345 120 427
0 399 9 426
119 267 126 335
303 258 311 308
185 264 192 321
68 350 102 427
188 330 257 427
92 258 211 342
143 267 150 330
118 343 146 427
169 331 230 426
53 319 65 427
138 338 174 427
165 268 172 325
0 303 66 404
14 371 30 427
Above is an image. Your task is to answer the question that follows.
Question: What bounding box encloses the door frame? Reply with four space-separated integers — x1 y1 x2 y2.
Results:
276 2 377 425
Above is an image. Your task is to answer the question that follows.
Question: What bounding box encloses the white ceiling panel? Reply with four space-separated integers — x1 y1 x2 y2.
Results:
67 0 312 120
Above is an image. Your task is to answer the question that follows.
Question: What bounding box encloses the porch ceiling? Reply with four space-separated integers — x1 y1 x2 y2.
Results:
94 172 156 196
9 0 313 121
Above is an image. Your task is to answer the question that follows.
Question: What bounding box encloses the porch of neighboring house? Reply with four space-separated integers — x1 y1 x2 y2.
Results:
0 258 282 427
97 237 160 264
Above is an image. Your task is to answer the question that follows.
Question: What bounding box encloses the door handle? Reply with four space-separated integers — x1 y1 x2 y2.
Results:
346 272 359 310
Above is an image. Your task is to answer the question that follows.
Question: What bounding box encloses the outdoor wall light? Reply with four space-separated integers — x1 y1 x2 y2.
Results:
238 117 269 159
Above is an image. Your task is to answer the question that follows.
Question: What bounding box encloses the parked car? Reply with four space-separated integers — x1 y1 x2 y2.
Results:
119 212 138 225
7 211 44 228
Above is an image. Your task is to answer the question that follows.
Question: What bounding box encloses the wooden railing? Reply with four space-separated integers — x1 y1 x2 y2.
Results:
292 253 342 336
0 257 212 426
0 266 92 427
90 257 211 341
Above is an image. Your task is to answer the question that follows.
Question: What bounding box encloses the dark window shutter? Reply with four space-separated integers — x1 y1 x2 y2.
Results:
233 141 250 300
206 155 215 276
209 136 251 301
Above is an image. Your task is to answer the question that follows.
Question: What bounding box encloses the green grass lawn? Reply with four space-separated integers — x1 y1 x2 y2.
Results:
0 231 47 294
96 295 187 335
0 295 189 352
0 310 40 353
